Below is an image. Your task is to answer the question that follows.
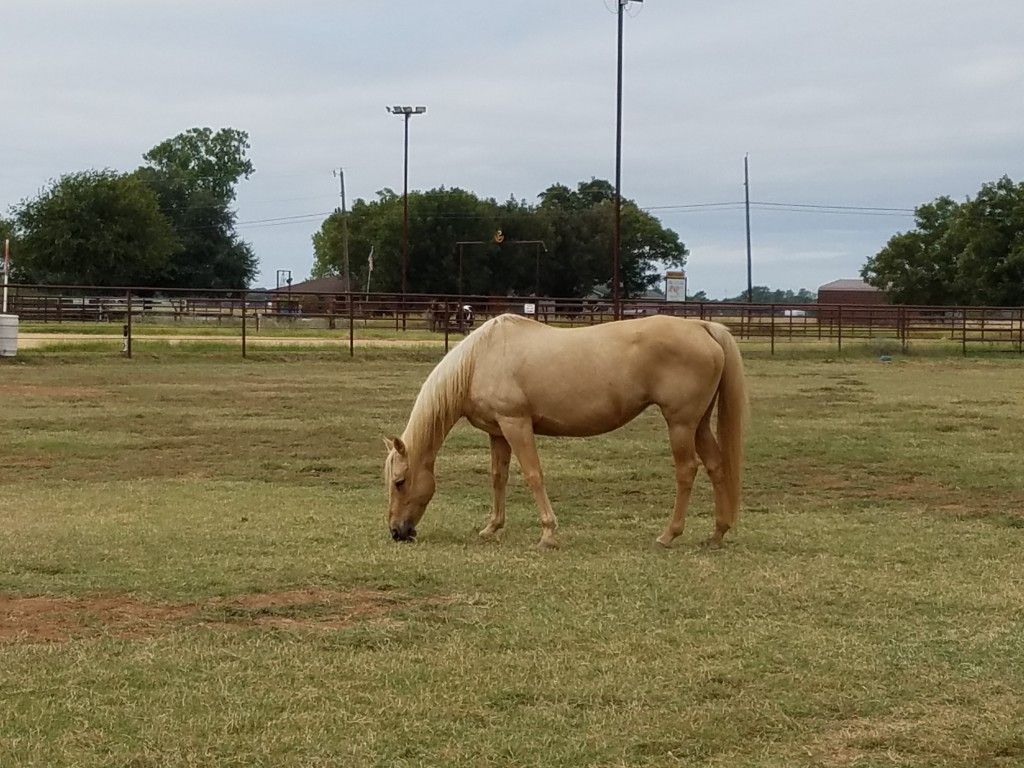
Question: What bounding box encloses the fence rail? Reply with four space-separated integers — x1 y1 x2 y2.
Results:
5 283 1023 358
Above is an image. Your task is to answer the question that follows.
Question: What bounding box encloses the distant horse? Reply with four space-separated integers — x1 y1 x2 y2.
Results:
426 301 475 333
384 314 747 548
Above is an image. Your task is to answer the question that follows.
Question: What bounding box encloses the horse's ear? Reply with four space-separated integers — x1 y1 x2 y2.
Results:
384 436 407 456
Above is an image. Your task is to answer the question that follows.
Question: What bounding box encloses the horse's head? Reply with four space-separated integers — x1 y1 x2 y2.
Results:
383 436 435 542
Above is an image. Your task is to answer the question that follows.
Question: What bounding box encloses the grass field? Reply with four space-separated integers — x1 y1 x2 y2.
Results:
1 347 1023 767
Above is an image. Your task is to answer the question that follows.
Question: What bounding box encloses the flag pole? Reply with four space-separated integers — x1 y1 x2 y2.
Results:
3 239 9 314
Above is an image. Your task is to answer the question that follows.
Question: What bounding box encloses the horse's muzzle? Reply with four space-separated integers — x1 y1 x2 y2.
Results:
391 522 417 542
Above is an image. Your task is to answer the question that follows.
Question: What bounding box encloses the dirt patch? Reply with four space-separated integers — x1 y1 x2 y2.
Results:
768 459 1024 518
810 698 1023 767
0 588 438 643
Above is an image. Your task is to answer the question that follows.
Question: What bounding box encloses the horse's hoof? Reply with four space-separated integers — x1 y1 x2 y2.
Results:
655 536 674 549
537 538 559 550
478 527 500 541
700 536 724 549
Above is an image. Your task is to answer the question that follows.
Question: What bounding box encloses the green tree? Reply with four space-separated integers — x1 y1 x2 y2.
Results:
953 177 1024 305
316 187 505 295
142 127 254 202
861 197 963 304
537 179 688 297
536 181 616 297
311 211 346 280
0 217 13 265
862 177 1024 305
312 179 687 298
136 127 257 289
10 170 176 285
721 286 817 303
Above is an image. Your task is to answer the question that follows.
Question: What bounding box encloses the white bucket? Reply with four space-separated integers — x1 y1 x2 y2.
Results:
0 314 18 357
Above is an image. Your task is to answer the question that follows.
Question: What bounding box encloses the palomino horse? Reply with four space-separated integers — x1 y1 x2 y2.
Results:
384 313 747 548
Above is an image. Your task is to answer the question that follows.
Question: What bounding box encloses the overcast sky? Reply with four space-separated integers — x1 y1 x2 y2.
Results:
3 1 1023 296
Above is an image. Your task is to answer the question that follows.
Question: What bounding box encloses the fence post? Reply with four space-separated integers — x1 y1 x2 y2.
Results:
348 291 354 358
961 307 967 356
900 306 907 352
241 292 247 359
443 301 450 353
126 290 133 359
1018 308 1023 354
770 305 775 355
837 305 843 353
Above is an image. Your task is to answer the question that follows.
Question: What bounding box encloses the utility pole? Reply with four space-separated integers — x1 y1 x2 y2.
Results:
386 106 427 299
744 154 753 303
614 0 643 321
333 168 351 292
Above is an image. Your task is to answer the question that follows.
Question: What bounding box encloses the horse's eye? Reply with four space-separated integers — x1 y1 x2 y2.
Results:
394 479 405 490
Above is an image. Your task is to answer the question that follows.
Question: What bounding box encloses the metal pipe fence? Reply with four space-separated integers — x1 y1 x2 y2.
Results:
6 283 1023 358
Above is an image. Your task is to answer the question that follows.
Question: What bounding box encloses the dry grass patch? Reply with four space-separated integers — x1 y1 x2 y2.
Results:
0 588 452 643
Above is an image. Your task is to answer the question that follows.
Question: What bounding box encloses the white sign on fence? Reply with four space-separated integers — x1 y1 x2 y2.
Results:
523 303 536 315
665 271 687 302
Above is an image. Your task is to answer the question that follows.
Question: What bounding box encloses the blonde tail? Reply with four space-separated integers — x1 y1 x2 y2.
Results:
702 322 748 525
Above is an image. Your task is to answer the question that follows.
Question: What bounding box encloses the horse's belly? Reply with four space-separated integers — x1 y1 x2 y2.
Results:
529 392 649 437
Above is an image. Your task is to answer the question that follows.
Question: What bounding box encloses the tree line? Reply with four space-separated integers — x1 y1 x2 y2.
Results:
688 287 817 303
311 179 688 298
4 124 1019 307
2 127 257 289
862 176 1024 306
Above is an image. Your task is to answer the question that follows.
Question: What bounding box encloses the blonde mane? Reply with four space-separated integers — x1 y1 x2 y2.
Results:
401 315 523 458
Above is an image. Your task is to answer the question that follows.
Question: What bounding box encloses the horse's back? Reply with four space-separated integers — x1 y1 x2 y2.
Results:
467 315 725 436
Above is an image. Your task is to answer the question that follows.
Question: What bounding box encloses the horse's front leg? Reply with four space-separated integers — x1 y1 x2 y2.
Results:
479 433 511 539
497 417 559 549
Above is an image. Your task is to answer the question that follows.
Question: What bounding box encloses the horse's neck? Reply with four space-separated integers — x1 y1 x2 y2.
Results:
402 399 460 470
401 326 480 468
401 376 468 469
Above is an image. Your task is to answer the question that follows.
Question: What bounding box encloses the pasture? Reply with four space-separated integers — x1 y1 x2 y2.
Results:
1 345 1023 766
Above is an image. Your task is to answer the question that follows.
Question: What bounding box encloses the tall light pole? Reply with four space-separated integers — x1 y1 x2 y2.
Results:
744 154 753 303
614 0 643 321
386 106 427 300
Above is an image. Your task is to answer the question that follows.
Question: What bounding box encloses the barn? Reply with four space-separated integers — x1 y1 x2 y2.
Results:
817 278 896 326
817 278 888 306
267 275 350 315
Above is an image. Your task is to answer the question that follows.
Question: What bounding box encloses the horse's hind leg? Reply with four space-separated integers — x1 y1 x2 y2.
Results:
480 434 512 539
497 417 559 549
657 421 699 548
695 409 732 546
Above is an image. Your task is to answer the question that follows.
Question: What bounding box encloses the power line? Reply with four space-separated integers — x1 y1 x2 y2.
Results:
749 205 912 218
164 198 918 233
752 200 915 213
644 200 915 214
643 201 745 211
